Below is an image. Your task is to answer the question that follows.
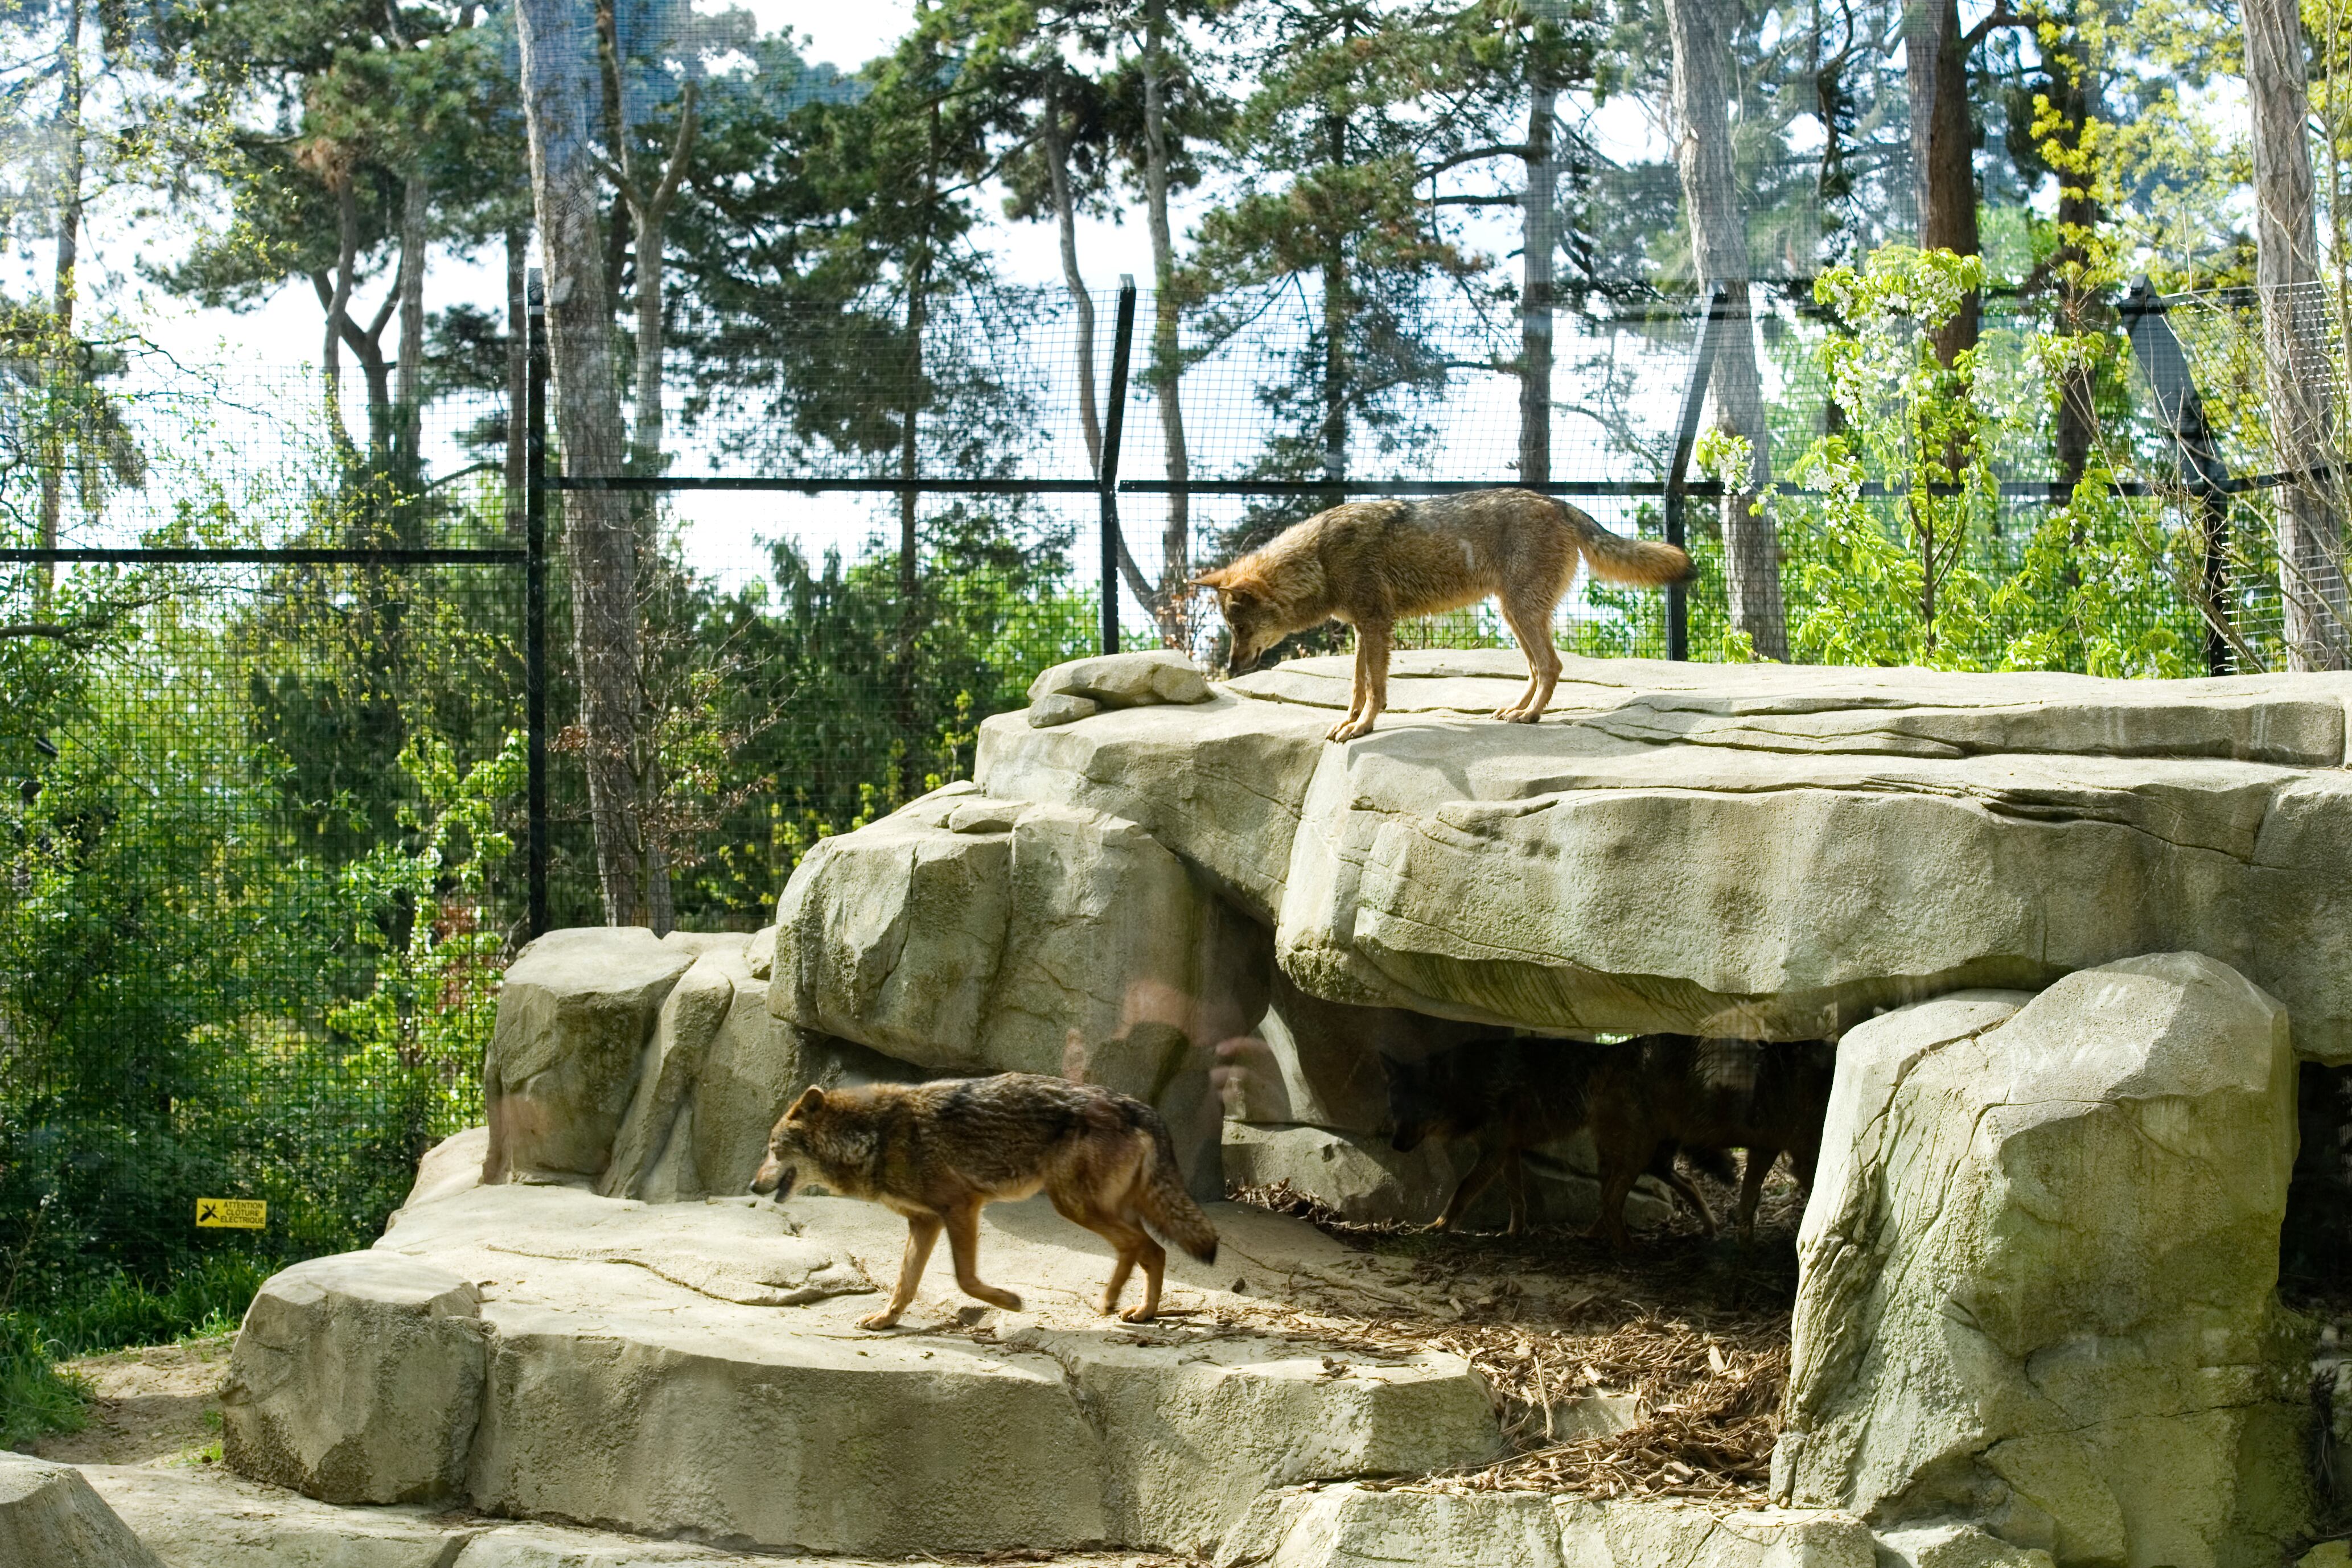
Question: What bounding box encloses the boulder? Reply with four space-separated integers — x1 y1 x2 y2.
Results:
1875 1520 2058 1568
221 1252 486 1505
402 1125 490 1212
1774 957 2309 1567
1029 649 1216 711
599 940 742 1200
482 928 695 1183
772 785 1268 1195
1213 1484 1878 1568
1221 970 1496 1131
969 650 2352 1060
0 1453 166 1568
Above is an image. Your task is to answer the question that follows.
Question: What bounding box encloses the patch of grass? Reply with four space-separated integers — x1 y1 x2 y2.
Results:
34 1252 274 1359
0 1313 91 1451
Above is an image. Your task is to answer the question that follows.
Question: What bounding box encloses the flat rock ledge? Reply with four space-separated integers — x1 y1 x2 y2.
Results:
71 1462 2074 1568
957 650 2352 1059
221 1180 1500 1557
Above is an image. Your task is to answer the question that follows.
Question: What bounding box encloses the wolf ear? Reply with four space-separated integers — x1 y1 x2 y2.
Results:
1187 567 1228 589
785 1086 825 1120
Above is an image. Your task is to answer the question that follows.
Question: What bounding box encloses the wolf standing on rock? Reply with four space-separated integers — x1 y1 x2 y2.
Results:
750 1074 1218 1330
1189 487 1694 742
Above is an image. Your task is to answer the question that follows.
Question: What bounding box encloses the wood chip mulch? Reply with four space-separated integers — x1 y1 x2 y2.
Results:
1223 1172 1804 1505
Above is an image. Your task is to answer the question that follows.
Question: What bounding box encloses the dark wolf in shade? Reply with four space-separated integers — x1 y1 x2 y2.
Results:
750 1073 1218 1330
1585 1035 1837 1249
1384 1036 1722 1236
1189 488 1694 742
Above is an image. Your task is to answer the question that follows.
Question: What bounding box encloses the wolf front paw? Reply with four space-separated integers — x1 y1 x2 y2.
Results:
1326 715 1376 742
856 1310 903 1330
1491 705 1541 723
1119 1303 1158 1323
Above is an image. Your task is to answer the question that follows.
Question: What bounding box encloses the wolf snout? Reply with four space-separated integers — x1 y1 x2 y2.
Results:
749 1158 796 1200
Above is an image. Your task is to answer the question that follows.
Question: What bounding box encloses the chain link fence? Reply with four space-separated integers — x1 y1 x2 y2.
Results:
3 277 2341 1320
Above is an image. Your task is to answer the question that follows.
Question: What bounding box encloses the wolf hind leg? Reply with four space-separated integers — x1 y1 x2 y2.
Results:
1051 1185 1157 1318
1431 1141 1507 1232
1493 587 1565 723
860 1212 943 1330
943 1199 1022 1311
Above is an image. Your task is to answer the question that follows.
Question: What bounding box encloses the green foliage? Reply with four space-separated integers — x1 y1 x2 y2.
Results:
325 731 523 1146
27 1252 269 1358
0 1314 89 1451
1773 244 2205 673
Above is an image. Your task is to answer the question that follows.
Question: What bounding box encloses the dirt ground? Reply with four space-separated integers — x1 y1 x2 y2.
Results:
1215 1166 1806 1505
31 1333 233 1470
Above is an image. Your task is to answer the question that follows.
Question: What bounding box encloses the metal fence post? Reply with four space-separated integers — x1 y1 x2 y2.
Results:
1099 277 1138 656
525 266 550 939
2120 278 2233 677
1663 283 1729 661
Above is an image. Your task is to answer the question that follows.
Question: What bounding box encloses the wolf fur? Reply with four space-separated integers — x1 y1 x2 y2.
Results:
1585 1035 1836 1249
1383 1036 1727 1236
750 1073 1218 1330
1190 488 1694 742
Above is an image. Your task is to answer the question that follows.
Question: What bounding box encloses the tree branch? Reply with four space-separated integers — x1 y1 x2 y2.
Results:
648 80 698 218
1962 1 2027 50
1424 142 1534 177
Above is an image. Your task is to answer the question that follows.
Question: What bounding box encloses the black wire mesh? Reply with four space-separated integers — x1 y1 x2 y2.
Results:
3 275 2329 1316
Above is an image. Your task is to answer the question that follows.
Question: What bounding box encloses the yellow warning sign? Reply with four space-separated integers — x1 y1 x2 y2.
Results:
196 1199 267 1229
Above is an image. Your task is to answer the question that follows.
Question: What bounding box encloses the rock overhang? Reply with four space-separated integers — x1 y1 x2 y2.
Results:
959 650 2352 1058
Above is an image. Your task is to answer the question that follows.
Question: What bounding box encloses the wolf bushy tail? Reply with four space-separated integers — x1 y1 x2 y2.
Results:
1554 498 1695 587
1136 1118 1219 1264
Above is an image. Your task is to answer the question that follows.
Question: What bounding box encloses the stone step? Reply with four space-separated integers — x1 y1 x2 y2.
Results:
223 1183 1502 1557
82 1463 1170 1567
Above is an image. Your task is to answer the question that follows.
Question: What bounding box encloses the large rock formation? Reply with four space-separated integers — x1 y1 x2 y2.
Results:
1773 954 2310 1566
967 651 2352 1057
220 1179 1500 1557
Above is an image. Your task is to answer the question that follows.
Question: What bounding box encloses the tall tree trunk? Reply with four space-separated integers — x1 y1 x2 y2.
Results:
2246 0 2352 669
322 173 360 460
504 224 528 536
1906 0 1980 365
1321 107 1348 488
897 75 940 804
1141 0 1190 644
515 0 648 923
1045 89 1154 611
1664 0 1787 660
343 293 397 462
897 258 928 804
1520 82 1558 488
393 171 429 471
35 0 83 606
